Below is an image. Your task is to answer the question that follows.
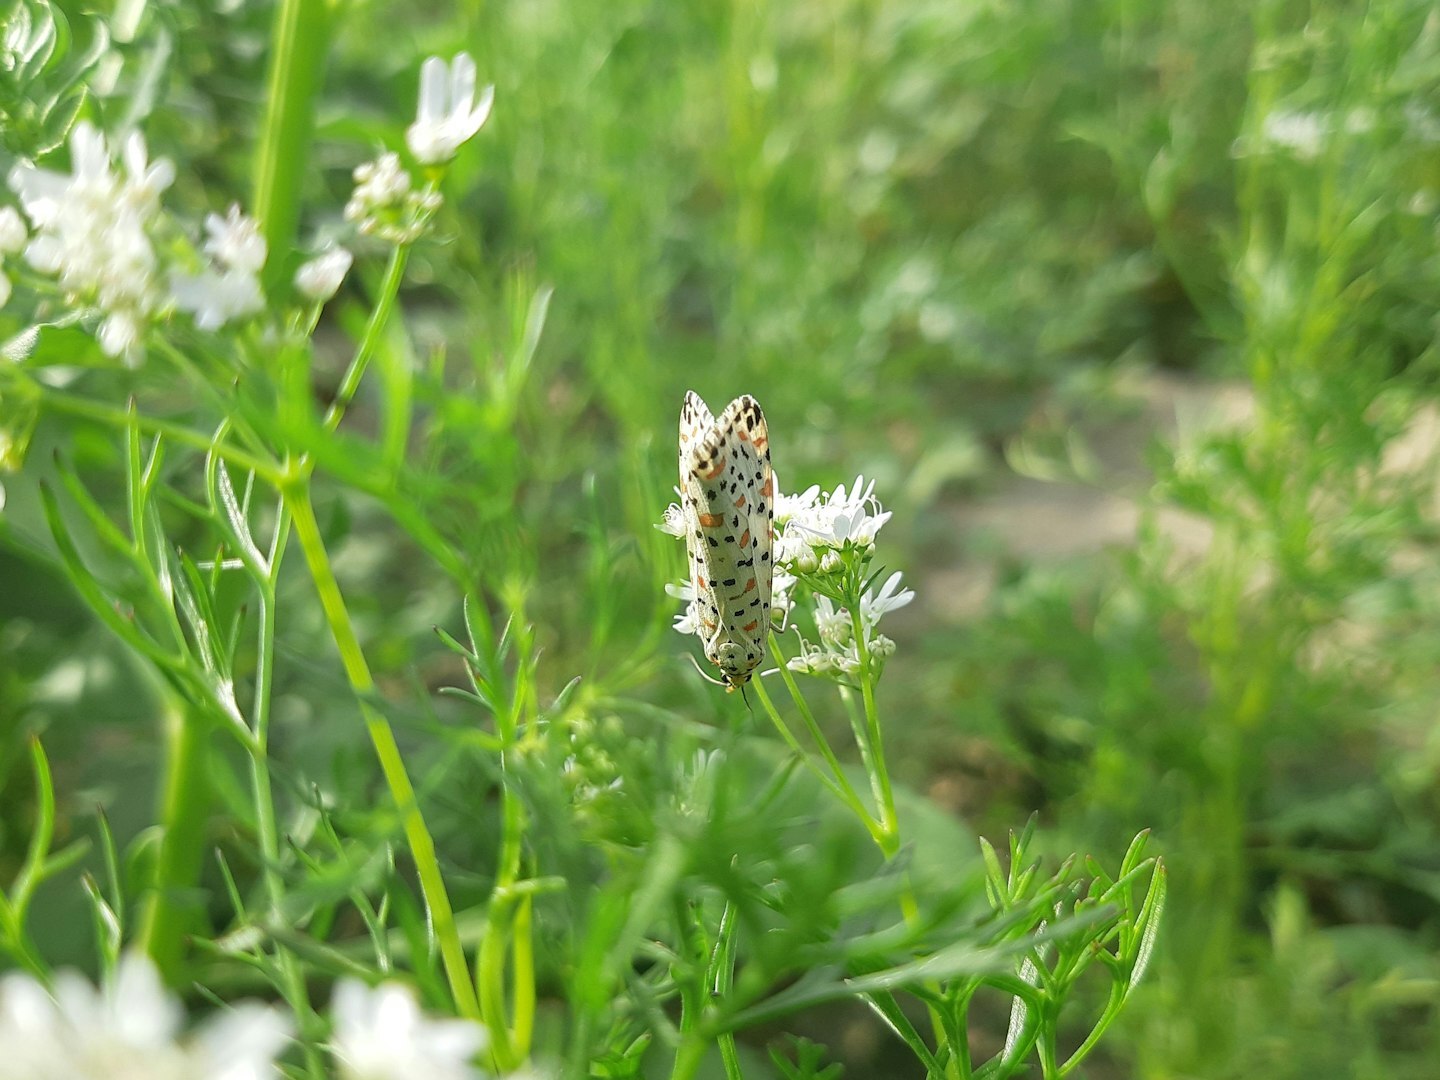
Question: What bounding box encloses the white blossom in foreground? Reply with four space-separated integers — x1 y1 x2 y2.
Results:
0 951 292 1080
170 205 267 331
0 207 26 254
8 122 174 361
295 244 354 301
776 475 892 563
407 52 495 165
666 579 701 635
344 153 442 244
330 979 488 1080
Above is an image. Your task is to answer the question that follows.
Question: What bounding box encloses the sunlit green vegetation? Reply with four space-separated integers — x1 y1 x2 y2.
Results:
1 0 1438 1075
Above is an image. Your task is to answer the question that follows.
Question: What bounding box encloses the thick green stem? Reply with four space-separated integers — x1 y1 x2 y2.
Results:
140 695 212 983
254 0 333 294
285 481 480 1020
478 759 527 1069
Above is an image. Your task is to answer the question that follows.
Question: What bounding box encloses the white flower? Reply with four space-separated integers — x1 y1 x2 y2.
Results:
170 266 265 330
203 205 267 274
658 500 687 537
1258 109 1326 159
786 638 860 677
0 951 291 1080
860 571 914 633
116 131 176 214
773 472 820 526
666 580 700 635
812 594 852 646
344 153 442 244
776 474 892 562
330 979 488 1080
8 122 172 359
406 52 495 165
294 244 353 301
770 570 796 623
98 311 143 357
0 207 26 254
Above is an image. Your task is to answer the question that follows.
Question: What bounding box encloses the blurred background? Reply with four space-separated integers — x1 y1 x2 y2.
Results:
4 0 1440 1076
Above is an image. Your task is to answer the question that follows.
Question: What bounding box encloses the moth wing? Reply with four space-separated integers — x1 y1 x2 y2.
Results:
678 391 720 645
702 396 774 663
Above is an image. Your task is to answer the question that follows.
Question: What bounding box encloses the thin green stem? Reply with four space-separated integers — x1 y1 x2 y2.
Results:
36 390 280 482
323 245 411 433
284 480 480 1020
245 508 323 1078
849 610 898 856
753 646 876 834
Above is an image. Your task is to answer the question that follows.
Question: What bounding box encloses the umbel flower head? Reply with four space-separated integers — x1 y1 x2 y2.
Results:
663 469 913 684
8 121 175 360
344 152 442 245
0 951 292 1080
6 122 271 360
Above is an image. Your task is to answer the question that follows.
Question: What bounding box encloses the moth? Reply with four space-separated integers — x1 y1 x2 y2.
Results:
678 391 775 690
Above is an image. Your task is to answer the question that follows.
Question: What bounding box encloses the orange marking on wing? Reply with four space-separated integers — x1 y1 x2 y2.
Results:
760 473 774 498
697 513 724 528
733 494 747 509
742 578 757 593
736 428 750 442
753 433 768 451
738 529 750 548
742 620 760 633
702 458 726 480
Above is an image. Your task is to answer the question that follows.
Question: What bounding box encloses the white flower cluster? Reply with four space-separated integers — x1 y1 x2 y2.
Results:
0 951 290 1080
774 473 893 569
785 570 914 677
0 954 508 1080
663 473 914 680
8 122 177 359
344 152 442 245
345 52 495 245
2 123 342 359
330 979 490 1080
170 205 267 331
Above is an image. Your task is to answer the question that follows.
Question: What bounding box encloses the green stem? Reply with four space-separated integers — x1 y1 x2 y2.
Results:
247 508 324 1078
670 1035 710 1080
139 694 212 984
36 389 280 482
753 647 876 835
323 245 411 432
850 611 898 856
284 480 480 1020
254 0 333 294
478 759 527 1068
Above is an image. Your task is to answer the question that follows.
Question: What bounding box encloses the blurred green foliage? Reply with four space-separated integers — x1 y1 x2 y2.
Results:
3 0 1440 1075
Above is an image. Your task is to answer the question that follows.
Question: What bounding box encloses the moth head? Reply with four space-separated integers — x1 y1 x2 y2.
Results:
709 642 755 691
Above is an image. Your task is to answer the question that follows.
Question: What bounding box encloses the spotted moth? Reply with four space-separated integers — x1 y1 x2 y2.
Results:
678 391 775 690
